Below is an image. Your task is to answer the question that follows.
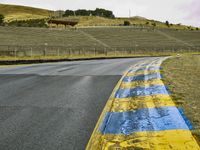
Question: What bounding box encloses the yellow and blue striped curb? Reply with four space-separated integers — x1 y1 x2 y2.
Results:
115 84 170 98
86 58 200 150
99 106 192 134
110 95 175 112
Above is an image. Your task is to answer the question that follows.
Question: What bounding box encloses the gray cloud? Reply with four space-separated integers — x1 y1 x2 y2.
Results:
183 0 200 26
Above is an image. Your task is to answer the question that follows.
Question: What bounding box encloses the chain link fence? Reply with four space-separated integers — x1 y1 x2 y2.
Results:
0 45 199 58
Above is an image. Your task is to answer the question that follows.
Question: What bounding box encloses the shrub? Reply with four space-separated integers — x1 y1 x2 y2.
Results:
8 19 48 28
0 14 4 26
165 21 169 27
152 22 156 27
124 21 130 26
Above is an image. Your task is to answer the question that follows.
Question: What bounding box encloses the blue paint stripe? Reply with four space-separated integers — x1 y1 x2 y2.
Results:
99 106 190 135
178 108 194 130
115 85 169 98
128 66 162 73
123 73 162 82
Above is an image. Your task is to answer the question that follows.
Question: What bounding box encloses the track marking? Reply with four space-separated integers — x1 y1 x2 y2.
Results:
86 57 200 150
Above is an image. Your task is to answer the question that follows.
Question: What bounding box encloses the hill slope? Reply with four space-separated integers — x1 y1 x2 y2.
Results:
64 16 189 30
0 3 197 30
0 4 52 22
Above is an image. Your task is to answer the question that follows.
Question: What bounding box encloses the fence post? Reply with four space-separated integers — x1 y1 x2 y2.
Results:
57 48 60 56
135 46 136 55
104 47 107 56
30 47 33 57
44 47 46 56
14 47 17 60
94 47 96 56
132 47 134 55
69 48 71 56
83 48 85 56
79 49 81 56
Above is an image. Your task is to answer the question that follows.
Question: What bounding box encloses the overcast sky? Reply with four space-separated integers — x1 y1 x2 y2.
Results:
1 0 200 27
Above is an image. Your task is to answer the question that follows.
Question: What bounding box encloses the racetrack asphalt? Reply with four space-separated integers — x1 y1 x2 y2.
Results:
0 58 155 150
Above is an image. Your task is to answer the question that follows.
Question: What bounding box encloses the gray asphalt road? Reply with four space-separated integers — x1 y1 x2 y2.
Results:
0 58 154 150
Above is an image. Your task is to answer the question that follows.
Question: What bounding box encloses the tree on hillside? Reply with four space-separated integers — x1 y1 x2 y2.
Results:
75 9 91 16
165 21 170 27
0 14 4 26
62 8 115 18
63 10 74 17
93 8 115 18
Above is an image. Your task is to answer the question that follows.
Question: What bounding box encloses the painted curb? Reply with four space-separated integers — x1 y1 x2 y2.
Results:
86 57 200 150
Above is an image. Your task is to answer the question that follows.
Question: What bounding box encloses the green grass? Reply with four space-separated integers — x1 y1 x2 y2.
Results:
0 4 52 22
0 26 200 53
162 55 200 143
0 26 199 59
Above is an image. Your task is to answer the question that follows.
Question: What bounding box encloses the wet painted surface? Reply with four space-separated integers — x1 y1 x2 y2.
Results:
123 73 162 82
87 57 200 150
128 66 161 73
100 107 190 134
115 85 169 98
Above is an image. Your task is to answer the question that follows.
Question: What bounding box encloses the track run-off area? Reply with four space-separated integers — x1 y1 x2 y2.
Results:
0 57 199 150
87 57 200 150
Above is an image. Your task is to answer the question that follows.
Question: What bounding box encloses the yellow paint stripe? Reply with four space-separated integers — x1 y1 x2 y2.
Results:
87 130 200 150
120 78 163 89
86 62 135 150
126 69 160 77
0 64 31 68
87 59 200 149
111 94 175 112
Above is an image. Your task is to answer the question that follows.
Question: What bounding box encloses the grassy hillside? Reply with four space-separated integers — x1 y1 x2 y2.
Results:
0 3 198 30
0 26 199 61
0 4 52 22
0 26 199 51
58 16 190 30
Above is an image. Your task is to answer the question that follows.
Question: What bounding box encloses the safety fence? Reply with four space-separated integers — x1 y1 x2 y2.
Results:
0 45 199 57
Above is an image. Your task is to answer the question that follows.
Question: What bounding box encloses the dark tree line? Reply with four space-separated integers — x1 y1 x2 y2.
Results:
63 8 115 18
